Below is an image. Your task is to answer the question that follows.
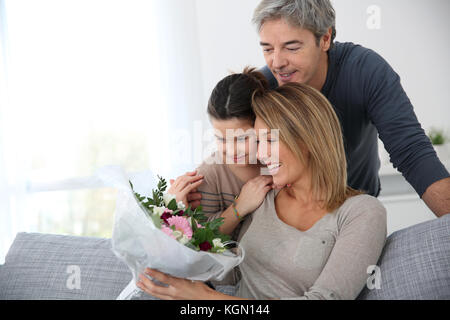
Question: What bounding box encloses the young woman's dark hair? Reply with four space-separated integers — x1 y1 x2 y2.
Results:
207 67 269 122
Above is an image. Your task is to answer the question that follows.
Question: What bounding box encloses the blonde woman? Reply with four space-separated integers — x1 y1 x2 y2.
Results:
137 82 387 300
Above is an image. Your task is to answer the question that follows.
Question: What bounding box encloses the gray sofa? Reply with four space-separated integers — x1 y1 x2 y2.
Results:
1 214 449 300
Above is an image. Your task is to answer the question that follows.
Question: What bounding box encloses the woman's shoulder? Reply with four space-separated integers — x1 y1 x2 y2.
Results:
195 153 227 178
195 153 243 195
335 194 387 227
343 193 384 208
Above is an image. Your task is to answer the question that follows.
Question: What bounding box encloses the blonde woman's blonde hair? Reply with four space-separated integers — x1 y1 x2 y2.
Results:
251 82 362 212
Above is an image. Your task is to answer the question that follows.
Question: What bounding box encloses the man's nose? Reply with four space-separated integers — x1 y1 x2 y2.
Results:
272 49 288 70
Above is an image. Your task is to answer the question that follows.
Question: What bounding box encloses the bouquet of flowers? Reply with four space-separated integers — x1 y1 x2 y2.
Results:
95 166 244 300
130 176 231 253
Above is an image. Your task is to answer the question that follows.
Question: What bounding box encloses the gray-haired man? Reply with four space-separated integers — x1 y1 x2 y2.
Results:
187 0 449 217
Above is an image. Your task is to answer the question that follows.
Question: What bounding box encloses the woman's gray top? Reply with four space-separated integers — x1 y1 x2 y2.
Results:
236 190 387 300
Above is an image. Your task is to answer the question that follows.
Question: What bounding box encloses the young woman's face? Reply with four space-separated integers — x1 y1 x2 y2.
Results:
211 117 258 166
254 116 308 188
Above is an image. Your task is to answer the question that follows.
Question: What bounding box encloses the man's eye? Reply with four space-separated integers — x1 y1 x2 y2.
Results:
287 47 300 51
263 48 273 53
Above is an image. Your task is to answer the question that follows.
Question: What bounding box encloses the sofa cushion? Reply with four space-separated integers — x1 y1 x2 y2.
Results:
0 232 132 299
0 232 238 300
357 214 450 300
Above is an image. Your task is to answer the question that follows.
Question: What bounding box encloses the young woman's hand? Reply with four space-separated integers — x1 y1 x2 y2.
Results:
234 175 273 217
167 171 204 208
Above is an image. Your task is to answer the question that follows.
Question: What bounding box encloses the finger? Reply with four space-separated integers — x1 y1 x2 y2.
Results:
185 170 197 176
137 275 174 300
170 179 175 185
173 174 201 189
172 175 184 189
178 175 204 191
187 192 202 202
261 175 274 185
181 179 204 194
189 200 201 209
145 268 174 286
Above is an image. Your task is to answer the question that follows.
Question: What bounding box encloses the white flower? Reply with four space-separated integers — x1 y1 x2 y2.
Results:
152 206 166 217
212 238 225 248
163 193 176 207
177 201 186 210
179 234 190 245
172 230 182 239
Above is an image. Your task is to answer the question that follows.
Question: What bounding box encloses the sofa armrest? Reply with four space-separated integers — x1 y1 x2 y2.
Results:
0 232 131 300
357 214 450 299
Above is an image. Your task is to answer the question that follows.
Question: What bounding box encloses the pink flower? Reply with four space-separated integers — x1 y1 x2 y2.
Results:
161 216 193 240
196 222 205 229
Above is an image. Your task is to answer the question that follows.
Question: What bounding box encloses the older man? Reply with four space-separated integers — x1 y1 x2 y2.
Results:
186 0 449 217
250 0 450 217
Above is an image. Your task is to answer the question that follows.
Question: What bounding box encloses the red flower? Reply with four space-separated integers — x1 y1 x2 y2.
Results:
199 241 212 251
160 211 173 224
178 210 185 216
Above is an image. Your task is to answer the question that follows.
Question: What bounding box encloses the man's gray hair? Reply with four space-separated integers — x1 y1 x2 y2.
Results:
252 0 336 47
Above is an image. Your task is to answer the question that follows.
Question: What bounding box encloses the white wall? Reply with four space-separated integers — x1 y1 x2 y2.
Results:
332 0 450 132
194 0 450 133
194 0 265 126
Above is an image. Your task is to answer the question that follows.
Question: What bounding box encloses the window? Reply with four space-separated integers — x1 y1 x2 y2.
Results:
0 0 204 262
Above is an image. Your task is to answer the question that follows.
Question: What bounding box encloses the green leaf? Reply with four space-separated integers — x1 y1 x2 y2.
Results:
150 213 162 229
167 198 178 211
191 217 198 233
208 217 225 231
192 228 207 246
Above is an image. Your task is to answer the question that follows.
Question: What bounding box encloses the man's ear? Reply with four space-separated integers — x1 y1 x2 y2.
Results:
321 27 332 51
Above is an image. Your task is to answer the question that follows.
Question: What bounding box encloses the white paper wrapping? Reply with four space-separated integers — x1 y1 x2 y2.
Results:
95 165 245 300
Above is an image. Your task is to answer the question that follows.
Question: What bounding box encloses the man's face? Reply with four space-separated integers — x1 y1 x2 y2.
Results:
259 18 327 87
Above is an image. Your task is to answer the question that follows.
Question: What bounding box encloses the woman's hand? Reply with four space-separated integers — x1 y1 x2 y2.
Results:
167 171 204 208
136 268 219 300
235 175 273 217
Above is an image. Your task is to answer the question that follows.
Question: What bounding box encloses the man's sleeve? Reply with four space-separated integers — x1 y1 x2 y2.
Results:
258 65 278 89
361 50 449 197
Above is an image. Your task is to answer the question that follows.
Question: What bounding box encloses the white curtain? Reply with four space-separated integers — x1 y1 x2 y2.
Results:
0 0 205 263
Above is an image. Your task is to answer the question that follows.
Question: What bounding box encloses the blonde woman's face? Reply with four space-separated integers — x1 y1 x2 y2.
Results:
254 116 307 188
211 117 258 166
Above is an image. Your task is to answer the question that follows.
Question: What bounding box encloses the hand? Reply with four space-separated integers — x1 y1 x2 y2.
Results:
235 175 273 217
136 268 217 300
187 189 202 209
168 171 204 208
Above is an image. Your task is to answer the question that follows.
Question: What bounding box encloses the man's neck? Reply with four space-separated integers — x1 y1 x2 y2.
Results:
308 50 329 92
